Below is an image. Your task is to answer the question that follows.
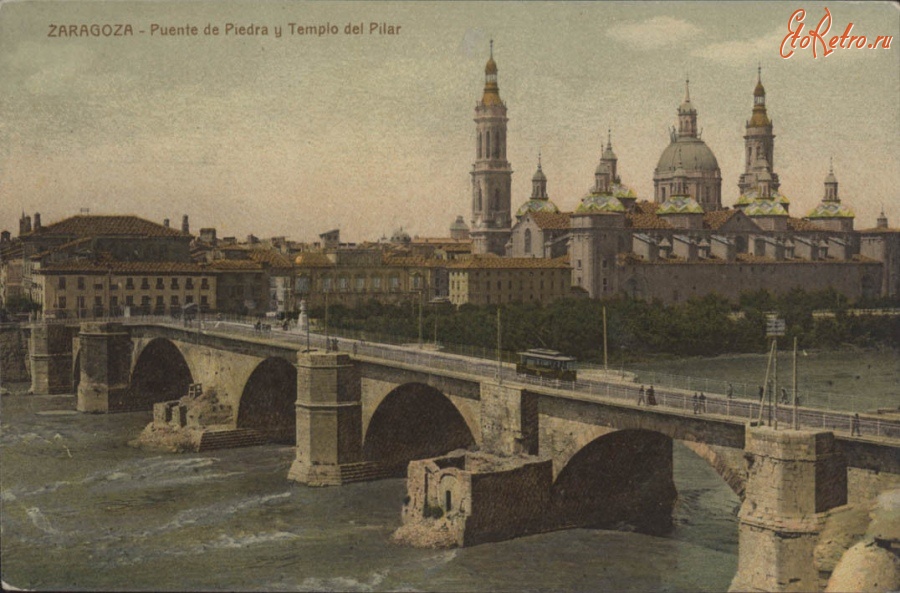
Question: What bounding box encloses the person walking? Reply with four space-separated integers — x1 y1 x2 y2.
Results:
699 392 707 414
637 386 646 406
726 383 733 399
851 413 862 436
781 387 789 405
692 393 699 415
647 385 657 406
758 385 765 401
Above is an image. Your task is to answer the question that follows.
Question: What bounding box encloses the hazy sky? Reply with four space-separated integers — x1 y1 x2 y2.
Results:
1 1 898 242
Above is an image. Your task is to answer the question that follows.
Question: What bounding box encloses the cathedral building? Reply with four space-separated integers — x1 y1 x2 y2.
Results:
470 46 898 304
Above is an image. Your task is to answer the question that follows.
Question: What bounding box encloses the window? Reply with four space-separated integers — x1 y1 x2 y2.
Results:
57 277 66 289
57 296 67 309
577 259 582 269
170 278 179 290
185 278 194 290
156 278 164 289
322 277 332 292
390 276 400 291
126 277 134 289
141 277 150 289
110 296 118 308
200 295 208 306
373 276 382 290
77 296 86 309
94 296 103 306
125 295 134 306
200 277 210 290
524 229 532 254
355 276 365 291
77 277 85 290
296 276 310 293
170 295 180 307
338 276 349 292
185 295 194 304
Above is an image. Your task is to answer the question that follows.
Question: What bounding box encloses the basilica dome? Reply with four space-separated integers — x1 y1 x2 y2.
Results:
655 138 720 174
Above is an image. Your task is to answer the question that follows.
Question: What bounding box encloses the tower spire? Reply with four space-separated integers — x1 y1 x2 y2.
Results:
685 75 691 103
758 62 761 83
490 38 493 59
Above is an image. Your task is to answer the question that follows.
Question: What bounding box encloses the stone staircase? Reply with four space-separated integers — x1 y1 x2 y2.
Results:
337 461 399 483
198 428 269 451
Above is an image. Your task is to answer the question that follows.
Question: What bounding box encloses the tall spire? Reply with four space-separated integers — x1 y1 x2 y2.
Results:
685 75 691 103
677 77 698 137
481 40 501 106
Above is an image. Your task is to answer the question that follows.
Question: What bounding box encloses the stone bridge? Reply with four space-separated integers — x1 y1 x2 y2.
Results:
28 320 900 592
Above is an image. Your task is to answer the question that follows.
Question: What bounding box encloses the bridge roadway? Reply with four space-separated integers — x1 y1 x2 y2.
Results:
129 316 900 443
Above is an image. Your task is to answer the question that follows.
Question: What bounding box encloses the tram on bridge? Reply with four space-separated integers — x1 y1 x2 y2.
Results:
516 349 577 382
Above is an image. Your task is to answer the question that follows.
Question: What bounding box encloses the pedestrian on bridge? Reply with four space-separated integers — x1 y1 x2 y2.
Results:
851 413 862 436
699 392 706 413
647 385 657 406
727 383 733 398
637 386 646 406
692 393 699 414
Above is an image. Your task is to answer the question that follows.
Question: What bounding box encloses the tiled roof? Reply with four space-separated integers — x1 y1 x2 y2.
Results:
787 217 825 232
703 209 738 230
23 215 190 239
247 248 294 268
30 237 93 259
382 256 447 268
448 256 570 270
293 252 333 267
531 211 571 230
627 212 671 230
37 261 212 274
206 259 265 271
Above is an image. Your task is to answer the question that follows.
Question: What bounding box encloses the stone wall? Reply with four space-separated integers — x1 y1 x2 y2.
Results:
0 324 30 384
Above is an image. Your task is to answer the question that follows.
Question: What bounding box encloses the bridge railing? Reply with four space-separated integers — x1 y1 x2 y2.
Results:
15 317 898 440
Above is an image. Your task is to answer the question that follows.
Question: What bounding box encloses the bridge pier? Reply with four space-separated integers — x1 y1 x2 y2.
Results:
731 427 847 592
288 351 364 486
479 382 538 456
29 323 73 395
76 323 133 413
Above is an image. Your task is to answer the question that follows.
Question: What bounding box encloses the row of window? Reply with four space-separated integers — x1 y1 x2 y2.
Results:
451 279 558 292
57 294 209 309
56 276 210 291
297 276 423 293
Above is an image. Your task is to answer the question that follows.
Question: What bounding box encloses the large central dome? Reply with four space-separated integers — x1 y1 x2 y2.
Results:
655 137 720 173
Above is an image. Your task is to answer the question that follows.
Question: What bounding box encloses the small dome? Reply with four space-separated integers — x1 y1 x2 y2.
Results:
450 216 469 231
807 202 855 219
610 183 636 200
485 56 497 76
655 138 719 174
390 228 412 244
575 193 625 214
744 200 788 217
517 198 560 217
736 189 790 206
532 167 546 183
657 195 704 215
595 160 611 176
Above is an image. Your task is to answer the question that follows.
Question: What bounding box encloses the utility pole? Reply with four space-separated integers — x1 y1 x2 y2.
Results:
602 306 608 373
792 336 799 430
497 307 502 385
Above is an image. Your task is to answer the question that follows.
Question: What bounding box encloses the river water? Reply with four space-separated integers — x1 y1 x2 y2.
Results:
1 390 739 592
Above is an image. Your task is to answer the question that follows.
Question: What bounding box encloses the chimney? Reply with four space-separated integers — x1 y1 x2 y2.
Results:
163 218 170 228
182 215 189 233
33 212 41 230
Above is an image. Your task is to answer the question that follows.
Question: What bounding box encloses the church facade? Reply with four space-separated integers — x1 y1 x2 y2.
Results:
468 48 898 304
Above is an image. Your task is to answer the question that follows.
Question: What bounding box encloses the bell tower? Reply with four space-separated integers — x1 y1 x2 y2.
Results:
470 40 513 255
739 66 779 196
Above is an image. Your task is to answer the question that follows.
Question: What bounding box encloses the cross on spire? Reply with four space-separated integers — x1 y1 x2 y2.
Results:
490 38 493 59
758 62 762 83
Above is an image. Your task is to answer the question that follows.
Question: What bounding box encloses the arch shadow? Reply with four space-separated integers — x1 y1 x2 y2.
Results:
127 338 193 411
551 429 677 535
237 357 297 444
363 382 475 475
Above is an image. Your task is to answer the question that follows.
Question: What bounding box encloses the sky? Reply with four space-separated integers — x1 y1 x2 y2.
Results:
1 1 898 243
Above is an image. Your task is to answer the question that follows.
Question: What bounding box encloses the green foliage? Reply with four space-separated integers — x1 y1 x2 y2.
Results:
320 289 898 361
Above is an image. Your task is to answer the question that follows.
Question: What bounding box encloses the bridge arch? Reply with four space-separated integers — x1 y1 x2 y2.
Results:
550 429 678 534
363 382 476 474
236 357 297 444
129 337 194 410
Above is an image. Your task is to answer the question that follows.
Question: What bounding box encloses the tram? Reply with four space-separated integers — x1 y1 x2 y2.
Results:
516 348 577 381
